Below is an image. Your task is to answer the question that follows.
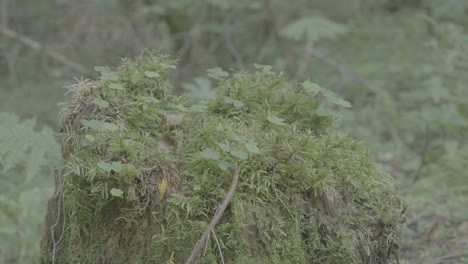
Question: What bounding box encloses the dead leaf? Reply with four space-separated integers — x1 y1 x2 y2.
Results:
163 113 186 128
157 134 176 151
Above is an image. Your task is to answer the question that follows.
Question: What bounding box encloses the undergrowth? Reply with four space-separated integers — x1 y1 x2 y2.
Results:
0 113 60 263
41 51 405 263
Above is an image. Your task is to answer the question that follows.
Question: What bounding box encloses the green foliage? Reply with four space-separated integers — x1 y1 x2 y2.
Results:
0 113 60 180
280 15 348 42
41 51 404 264
4 0 468 262
0 113 60 263
206 67 230 80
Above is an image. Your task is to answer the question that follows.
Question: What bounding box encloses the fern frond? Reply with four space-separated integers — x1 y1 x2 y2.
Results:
0 112 60 181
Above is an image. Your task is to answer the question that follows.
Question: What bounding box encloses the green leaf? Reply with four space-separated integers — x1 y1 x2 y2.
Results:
84 134 95 142
303 81 351 107
245 141 260 154
174 104 187 112
82 119 118 131
280 16 348 42
160 63 176 69
224 97 245 108
188 103 208 113
109 82 125 90
110 188 124 198
95 66 117 82
92 97 109 108
253 64 275 75
267 115 287 126
302 80 321 95
230 150 248 160
97 161 123 173
320 88 352 108
215 142 231 152
144 71 160 78
147 96 160 103
206 67 229 80
182 77 214 101
97 161 113 172
101 122 118 131
218 161 232 171
111 161 123 173
316 104 333 117
101 71 119 81
200 149 221 160
0 113 60 180
131 71 144 84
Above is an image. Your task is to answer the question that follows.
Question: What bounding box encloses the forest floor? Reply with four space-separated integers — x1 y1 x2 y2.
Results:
399 174 468 264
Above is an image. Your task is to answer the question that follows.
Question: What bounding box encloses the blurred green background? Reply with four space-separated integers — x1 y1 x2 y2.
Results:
0 0 467 263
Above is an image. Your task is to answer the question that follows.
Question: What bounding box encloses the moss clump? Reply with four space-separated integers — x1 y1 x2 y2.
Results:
41 50 405 263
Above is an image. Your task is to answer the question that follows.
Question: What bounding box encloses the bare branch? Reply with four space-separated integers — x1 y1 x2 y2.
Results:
185 163 240 264
310 49 372 87
210 228 225 264
0 26 92 76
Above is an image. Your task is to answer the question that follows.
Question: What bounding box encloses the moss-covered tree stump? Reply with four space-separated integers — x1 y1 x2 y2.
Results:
41 51 405 263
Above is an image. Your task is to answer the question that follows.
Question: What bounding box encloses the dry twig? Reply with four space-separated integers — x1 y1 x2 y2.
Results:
0 26 92 76
210 229 225 264
185 163 240 264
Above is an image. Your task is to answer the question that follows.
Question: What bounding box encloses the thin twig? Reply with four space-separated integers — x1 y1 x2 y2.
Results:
185 163 240 264
210 228 225 264
223 17 245 69
0 26 92 76
202 231 211 257
309 49 372 88
422 253 460 264
51 185 66 264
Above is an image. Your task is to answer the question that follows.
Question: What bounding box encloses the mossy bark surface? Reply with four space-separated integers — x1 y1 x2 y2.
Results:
41 51 405 263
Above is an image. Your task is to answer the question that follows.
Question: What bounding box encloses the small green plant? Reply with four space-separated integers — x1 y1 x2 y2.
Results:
41 51 405 264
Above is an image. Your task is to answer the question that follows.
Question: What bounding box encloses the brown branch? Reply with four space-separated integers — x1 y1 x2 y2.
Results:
0 26 92 76
210 229 225 264
185 163 240 264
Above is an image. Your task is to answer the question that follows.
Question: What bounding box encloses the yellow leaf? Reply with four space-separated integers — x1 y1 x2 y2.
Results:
166 252 175 264
159 178 168 200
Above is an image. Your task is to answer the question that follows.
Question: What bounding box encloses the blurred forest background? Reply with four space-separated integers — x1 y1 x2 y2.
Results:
0 0 467 263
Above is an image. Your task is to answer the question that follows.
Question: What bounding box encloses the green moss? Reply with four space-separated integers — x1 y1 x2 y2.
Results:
41 50 405 263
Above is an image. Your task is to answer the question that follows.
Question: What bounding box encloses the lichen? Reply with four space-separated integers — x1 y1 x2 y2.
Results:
41 50 405 264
